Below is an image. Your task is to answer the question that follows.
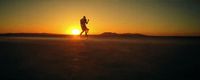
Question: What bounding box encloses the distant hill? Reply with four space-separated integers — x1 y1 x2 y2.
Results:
0 32 147 38
0 32 199 39
99 32 147 38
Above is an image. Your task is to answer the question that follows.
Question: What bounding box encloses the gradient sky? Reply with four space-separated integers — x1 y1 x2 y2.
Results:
0 0 199 36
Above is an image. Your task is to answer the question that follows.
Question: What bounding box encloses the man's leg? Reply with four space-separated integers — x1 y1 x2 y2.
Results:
85 31 87 37
80 30 84 36
85 29 89 37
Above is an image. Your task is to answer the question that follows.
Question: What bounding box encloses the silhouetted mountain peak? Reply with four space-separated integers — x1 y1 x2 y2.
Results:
100 32 146 37
100 32 118 36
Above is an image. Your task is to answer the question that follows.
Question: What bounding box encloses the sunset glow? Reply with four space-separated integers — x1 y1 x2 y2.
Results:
0 0 199 36
71 29 80 35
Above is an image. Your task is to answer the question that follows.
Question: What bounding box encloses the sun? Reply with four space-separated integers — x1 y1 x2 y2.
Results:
71 29 80 35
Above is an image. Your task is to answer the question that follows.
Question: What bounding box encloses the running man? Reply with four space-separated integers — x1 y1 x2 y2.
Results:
80 16 89 37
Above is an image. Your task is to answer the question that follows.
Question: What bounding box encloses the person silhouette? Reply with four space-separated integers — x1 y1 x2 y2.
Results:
80 16 89 37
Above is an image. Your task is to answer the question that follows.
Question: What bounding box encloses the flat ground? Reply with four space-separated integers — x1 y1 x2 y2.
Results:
0 37 200 80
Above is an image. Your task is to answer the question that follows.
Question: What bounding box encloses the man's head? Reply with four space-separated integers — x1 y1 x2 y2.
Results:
83 16 86 19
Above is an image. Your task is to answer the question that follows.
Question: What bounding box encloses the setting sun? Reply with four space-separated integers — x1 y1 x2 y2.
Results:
71 29 80 35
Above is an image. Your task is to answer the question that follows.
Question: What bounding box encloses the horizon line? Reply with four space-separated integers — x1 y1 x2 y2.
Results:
0 32 200 37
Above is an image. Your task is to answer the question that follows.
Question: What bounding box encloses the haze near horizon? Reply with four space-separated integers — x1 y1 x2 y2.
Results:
0 0 199 36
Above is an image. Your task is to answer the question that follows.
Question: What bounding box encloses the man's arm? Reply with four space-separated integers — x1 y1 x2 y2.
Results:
86 19 89 24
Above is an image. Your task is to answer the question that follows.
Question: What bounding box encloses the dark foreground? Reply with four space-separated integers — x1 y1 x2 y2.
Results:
0 37 200 80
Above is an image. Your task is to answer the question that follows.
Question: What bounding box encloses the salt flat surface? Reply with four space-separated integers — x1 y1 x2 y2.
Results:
0 37 200 80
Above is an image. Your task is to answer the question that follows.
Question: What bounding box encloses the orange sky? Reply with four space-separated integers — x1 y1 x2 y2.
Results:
0 0 199 36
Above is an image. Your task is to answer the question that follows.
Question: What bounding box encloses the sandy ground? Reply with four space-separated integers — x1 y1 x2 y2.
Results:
0 37 200 80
